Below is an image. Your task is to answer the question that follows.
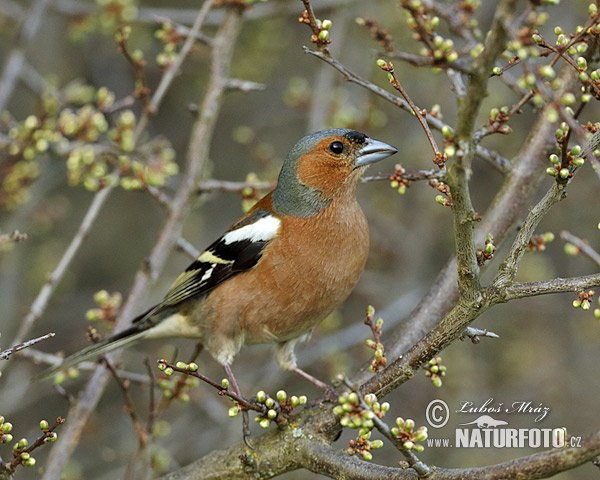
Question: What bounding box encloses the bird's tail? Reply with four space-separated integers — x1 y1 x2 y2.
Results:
34 306 163 382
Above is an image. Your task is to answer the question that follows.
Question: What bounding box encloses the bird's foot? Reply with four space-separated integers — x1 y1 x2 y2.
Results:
241 410 253 449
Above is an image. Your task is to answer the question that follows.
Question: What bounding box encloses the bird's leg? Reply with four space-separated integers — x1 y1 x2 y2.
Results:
224 364 252 448
291 367 338 402
277 340 339 402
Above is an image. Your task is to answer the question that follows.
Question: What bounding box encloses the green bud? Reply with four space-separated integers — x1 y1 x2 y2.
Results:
404 419 415 432
259 418 270 429
164 367 174 376
44 432 57 443
3 434 13 443
435 195 447 205
582 299 591 310
573 157 584 167
333 405 344 416
447 51 459 63
265 398 275 408
221 378 230 389
542 232 555 243
539 65 556 79
25 457 36 467
256 390 266 403
546 167 557 176
267 409 277 419
570 145 582 156
549 154 559 164
276 390 287 402
369 439 384 450
318 30 329 41
176 361 187 370
298 396 307 405
561 93 575 105
367 305 375 317
485 243 495 254
564 243 579 256
93 289 110 305
188 362 198 372
559 168 569 178
577 57 588 70
321 19 332 30
573 299 582 308
364 393 377 406
40 420 49 431
432 376 443 387
228 406 239 417
414 427 428 441
492 66 502 76
17 438 28 449
20 452 30 460
362 451 373 461
403 440 415 450
594 308 600 319
2 423 13 433
348 392 358 404
376 59 387 69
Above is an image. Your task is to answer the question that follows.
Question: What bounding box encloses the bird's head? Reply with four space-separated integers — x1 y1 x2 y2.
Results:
272 129 398 218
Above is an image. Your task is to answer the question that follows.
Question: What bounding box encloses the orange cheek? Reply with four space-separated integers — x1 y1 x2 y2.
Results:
296 151 353 197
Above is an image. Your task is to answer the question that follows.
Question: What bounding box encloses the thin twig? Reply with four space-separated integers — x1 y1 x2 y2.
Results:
144 358 157 436
0 332 55 360
135 0 217 141
560 231 600 268
161 360 265 414
500 273 600 301
494 182 566 288
377 61 446 168
103 359 148 447
176 237 201 259
197 178 275 193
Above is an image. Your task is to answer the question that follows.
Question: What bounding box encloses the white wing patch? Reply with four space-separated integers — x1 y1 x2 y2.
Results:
223 215 281 245
201 265 215 282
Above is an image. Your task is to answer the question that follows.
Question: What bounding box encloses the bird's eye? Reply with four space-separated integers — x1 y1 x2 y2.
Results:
328 141 344 155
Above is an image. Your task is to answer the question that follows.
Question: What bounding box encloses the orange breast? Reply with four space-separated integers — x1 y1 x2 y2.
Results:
199 195 369 351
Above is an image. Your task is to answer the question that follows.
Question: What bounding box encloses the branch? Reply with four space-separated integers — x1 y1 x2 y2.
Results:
493 182 566 288
0 332 55 360
560 231 600 268
196 178 274 193
498 274 600 302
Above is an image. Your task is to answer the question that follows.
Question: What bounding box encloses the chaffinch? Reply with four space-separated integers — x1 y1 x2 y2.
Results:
40 129 397 396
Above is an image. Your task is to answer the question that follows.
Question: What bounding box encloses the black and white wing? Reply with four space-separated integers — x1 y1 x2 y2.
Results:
157 208 281 309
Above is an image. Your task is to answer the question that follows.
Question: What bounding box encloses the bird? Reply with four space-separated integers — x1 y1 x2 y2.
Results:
38 129 398 398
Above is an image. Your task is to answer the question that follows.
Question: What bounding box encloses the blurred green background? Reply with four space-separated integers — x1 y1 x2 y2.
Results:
0 0 599 478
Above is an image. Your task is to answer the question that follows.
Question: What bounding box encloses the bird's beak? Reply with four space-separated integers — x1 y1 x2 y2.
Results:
354 138 398 168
